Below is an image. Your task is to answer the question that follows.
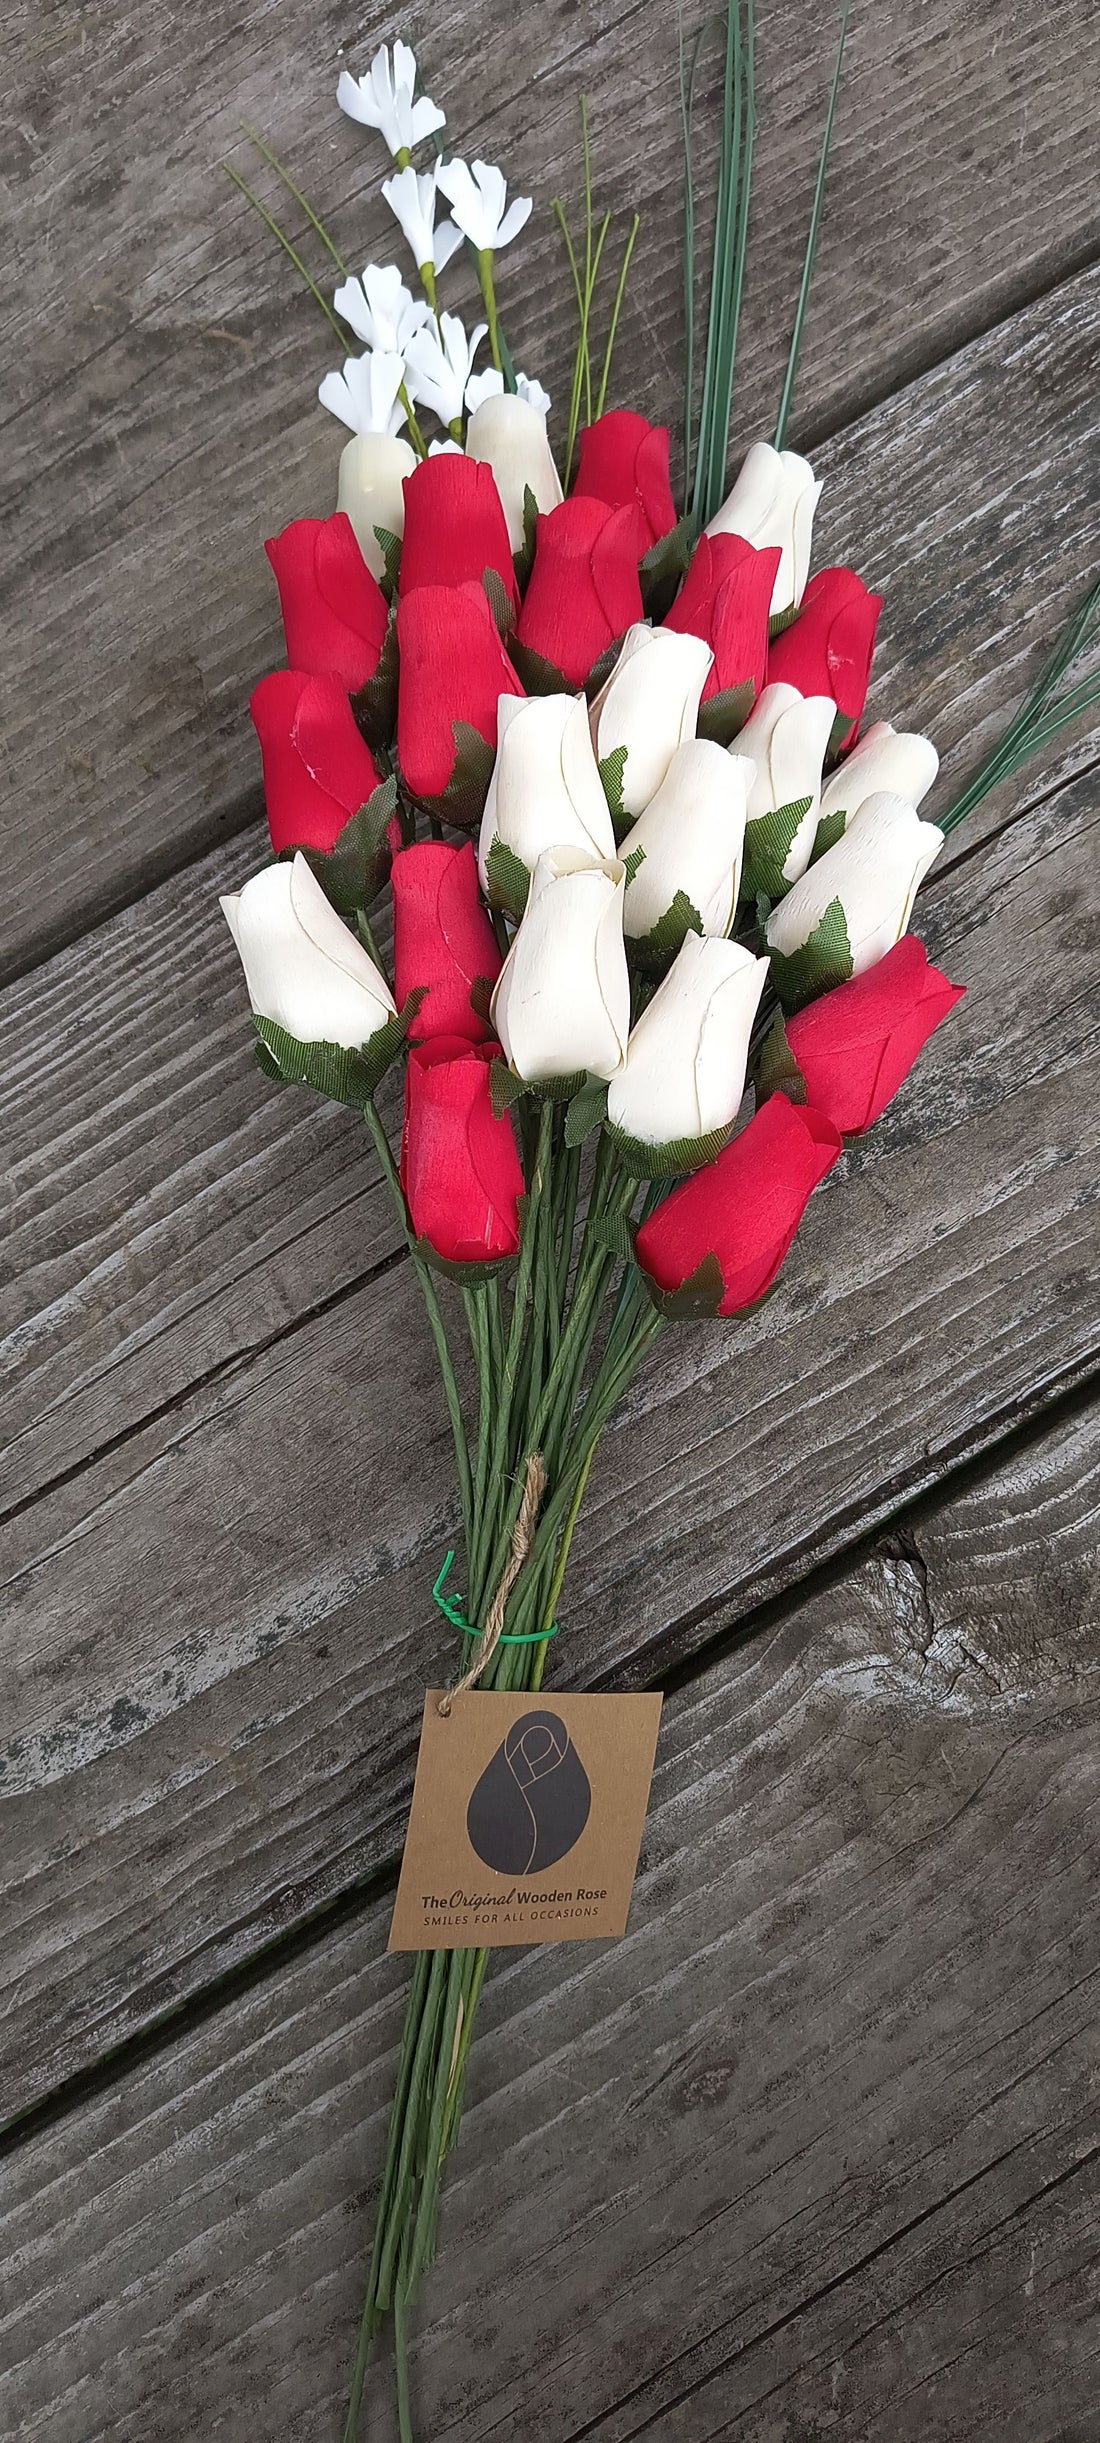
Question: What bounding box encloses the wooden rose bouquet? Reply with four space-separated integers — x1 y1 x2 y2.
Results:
218 14 1100 2435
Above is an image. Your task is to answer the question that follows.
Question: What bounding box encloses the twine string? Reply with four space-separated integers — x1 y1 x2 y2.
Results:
437 1453 547 1716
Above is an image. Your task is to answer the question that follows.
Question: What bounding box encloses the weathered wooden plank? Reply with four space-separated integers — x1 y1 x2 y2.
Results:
4 260 1099 1526
3 1 1099 975
2 752 1097 2122
2 1402 1097 2440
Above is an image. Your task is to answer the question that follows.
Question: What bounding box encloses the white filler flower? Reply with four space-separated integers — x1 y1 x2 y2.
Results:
405 313 488 428
318 349 407 437
382 166 464 280
338 42 445 161
221 856 397 1051
334 262 430 354
436 157 532 252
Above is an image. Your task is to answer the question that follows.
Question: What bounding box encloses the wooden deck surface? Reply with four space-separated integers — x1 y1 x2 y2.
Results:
2 2 1099 2436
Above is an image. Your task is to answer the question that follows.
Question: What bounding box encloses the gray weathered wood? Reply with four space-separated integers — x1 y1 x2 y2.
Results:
2 752 1097 2122
2 1400 1097 2440
5 260 1099 1522
3 1 1099 976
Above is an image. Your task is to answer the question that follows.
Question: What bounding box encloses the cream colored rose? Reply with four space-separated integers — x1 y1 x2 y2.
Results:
478 693 614 892
736 683 837 883
607 933 768 1147
765 791 944 976
465 391 563 551
816 720 939 838
620 741 752 939
490 850 629 1080
221 855 397 1048
336 432 418 578
705 440 821 612
589 624 713 819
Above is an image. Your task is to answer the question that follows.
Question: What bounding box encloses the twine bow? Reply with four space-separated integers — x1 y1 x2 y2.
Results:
437 1453 547 1716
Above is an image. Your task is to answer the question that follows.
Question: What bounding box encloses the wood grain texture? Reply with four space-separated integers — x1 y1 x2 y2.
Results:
3 0 1100 976
3 749 1097 2123
5 259 1099 1525
3 1401 1098 2441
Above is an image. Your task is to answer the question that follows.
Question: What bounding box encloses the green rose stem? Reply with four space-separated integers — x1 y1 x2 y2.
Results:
476 246 505 371
362 1100 473 1549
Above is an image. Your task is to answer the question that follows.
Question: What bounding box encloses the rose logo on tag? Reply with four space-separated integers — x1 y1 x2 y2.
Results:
466 1709 592 1875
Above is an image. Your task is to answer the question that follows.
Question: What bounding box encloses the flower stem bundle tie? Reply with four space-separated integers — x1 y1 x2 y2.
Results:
432 1549 560 1647
437 1452 548 1713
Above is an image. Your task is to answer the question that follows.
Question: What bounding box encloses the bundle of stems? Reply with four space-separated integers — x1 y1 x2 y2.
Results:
345 1101 665 2442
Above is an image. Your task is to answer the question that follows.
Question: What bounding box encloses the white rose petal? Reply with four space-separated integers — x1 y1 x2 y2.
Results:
221 856 396 1050
479 693 614 890
765 790 944 975
336 431 418 576
817 720 940 838
620 740 751 940
706 440 822 612
736 683 837 882
589 625 713 819
607 933 769 1147
465 390 564 550
490 849 629 1081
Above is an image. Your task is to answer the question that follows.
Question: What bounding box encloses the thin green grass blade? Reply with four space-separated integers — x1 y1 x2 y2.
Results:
239 121 349 274
222 162 350 345
595 212 640 416
937 577 1100 832
773 2 850 451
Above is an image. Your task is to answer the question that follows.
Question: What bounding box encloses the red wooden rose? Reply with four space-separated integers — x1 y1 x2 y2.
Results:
396 581 523 801
401 1037 524 1264
635 1093 841 1314
398 453 518 607
767 566 883 743
572 409 678 555
765 935 965 1134
249 669 382 854
514 496 644 687
664 532 781 704
264 511 389 692
391 840 502 1042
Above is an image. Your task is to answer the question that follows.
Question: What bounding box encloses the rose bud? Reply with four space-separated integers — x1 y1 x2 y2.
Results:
391 840 502 1042
705 441 821 614
768 566 883 746
663 532 780 705
590 623 713 819
398 452 518 607
220 853 396 1049
249 670 383 855
478 693 615 894
635 1092 841 1315
465 391 564 553
402 1037 524 1264
264 513 389 693
759 935 964 1135
571 410 678 556
491 849 630 1083
607 934 769 1151
396 582 523 801
514 496 644 688
816 720 939 845
336 432 418 580
735 683 837 891
620 741 751 941
765 789 944 1003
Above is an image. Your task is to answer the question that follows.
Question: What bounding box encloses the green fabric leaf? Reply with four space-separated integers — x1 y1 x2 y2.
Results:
415 1238 517 1284
598 746 628 834
564 1075 609 1148
695 679 756 746
605 1117 734 1181
767 600 800 641
288 776 398 922
826 709 855 761
512 484 539 591
810 807 846 861
641 1250 726 1320
350 614 399 755
489 1061 530 1119
638 514 696 620
584 631 629 702
753 1011 808 1104
622 844 646 887
629 888 705 975
408 721 497 831
372 524 402 602
485 835 530 920
586 1211 636 1262
767 895 853 1013
251 990 422 1107
469 973 496 1026
509 636 568 695
481 565 516 638
741 794 813 903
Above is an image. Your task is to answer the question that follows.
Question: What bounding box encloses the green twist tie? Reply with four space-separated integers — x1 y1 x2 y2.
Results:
431 1550 560 1645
